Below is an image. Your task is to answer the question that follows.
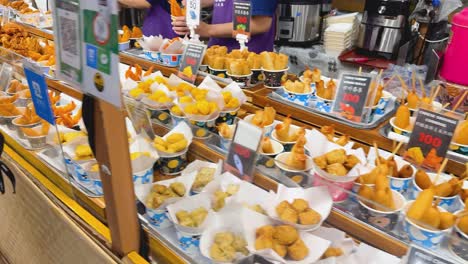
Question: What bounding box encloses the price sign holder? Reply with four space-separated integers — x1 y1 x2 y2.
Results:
124 97 155 140
186 0 201 39
403 244 459 264
332 72 375 123
0 62 13 92
52 0 83 88
23 60 55 125
224 120 262 182
403 107 461 171
177 43 206 83
232 0 252 50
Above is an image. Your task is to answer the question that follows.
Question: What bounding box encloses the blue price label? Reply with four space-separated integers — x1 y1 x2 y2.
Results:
24 66 55 125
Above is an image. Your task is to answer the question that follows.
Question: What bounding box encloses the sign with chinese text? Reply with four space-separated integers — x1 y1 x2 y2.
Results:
404 109 458 171
332 73 373 122
124 97 155 140
52 0 82 88
404 244 456 264
232 0 252 37
81 0 121 107
177 43 206 83
23 61 55 125
225 120 262 182
186 0 200 27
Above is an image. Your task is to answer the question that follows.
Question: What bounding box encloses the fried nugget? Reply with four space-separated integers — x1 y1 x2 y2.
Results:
170 182 186 197
299 208 321 225
214 232 234 247
344 154 360 170
279 207 298 223
287 238 309 261
325 149 347 164
210 244 236 262
291 199 309 213
276 201 292 216
273 225 298 246
322 247 344 259
255 234 273 250
256 225 274 238
272 240 287 258
313 155 328 170
326 163 348 176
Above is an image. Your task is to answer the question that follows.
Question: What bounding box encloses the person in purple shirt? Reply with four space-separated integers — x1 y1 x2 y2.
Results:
119 0 179 38
172 0 278 53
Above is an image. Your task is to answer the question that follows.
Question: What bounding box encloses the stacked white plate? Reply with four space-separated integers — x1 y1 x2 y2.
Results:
324 23 354 56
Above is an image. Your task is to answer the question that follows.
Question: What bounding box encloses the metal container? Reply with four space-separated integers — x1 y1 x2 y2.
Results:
357 0 410 59
275 0 321 46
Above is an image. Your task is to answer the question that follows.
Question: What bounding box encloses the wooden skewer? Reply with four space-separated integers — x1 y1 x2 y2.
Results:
429 86 435 99
442 103 451 109
452 90 468 112
382 75 396 89
419 78 426 98
391 141 404 157
358 67 362 75
433 158 449 185
396 75 411 94
412 71 416 93
430 85 441 103
373 142 381 166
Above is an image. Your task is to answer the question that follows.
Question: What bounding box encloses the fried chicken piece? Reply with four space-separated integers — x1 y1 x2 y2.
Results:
291 199 309 213
279 207 298 223
273 225 298 246
299 208 321 225
287 238 309 261
344 154 360 170
326 163 348 176
325 149 347 164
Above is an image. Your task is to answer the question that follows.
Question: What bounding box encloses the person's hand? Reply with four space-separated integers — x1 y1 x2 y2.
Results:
172 16 190 36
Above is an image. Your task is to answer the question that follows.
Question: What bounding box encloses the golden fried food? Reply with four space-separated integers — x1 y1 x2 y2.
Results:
454 120 468 145
153 133 188 153
218 123 234 139
273 225 298 246
325 149 347 164
279 207 298 223
286 135 308 170
284 80 311 94
210 231 248 261
394 104 411 130
176 207 208 227
287 238 309 261
291 198 308 213
272 241 287 257
326 163 348 176
398 164 414 178
255 233 274 250
145 182 185 209
210 244 236 262
299 208 321 225
313 155 328 170
344 154 360 170
261 137 275 154
75 144 93 160
255 225 274 239
131 26 143 38
322 247 344 259
192 167 216 191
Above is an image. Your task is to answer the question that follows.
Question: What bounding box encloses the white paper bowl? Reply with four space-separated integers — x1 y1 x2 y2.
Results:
389 116 415 137
243 114 276 136
275 152 313 173
411 173 459 212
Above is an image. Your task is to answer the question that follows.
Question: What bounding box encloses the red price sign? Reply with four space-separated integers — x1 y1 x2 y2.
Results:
404 109 459 171
236 16 248 24
343 93 360 103
186 57 197 66
418 132 442 148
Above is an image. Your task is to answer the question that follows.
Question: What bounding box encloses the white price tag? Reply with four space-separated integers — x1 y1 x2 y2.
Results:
186 0 200 27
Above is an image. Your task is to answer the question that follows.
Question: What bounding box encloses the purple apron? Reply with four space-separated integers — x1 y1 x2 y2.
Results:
142 2 179 38
208 0 276 53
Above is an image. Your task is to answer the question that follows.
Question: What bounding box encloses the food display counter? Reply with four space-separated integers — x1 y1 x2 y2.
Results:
0 12 467 264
